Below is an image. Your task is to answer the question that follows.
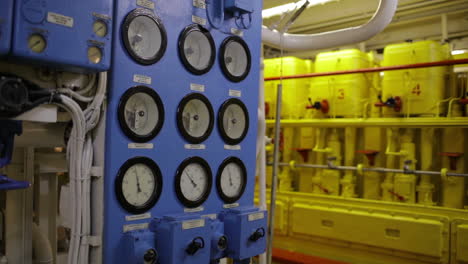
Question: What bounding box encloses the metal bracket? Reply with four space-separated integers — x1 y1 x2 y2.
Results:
90 166 103 178
82 235 102 247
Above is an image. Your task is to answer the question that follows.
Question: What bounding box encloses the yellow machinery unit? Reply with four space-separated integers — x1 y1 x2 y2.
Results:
264 56 313 119
309 49 373 117
261 41 468 264
381 41 451 116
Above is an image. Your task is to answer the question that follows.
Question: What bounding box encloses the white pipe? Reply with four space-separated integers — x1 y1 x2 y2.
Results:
32 223 53 264
261 0 398 51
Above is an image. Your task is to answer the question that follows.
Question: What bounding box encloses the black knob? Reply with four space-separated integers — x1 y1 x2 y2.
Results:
143 249 158 263
186 237 205 255
249 228 265 242
217 235 228 250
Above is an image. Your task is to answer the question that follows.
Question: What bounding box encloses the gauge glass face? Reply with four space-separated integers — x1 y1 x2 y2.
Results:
219 162 244 198
122 163 156 207
118 86 164 142
224 41 248 77
179 25 215 74
127 15 162 60
124 93 159 136
182 99 210 138
180 163 209 202
223 103 246 140
218 99 249 145
177 94 214 143
93 20 107 37
28 34 46 53
87 46 102 64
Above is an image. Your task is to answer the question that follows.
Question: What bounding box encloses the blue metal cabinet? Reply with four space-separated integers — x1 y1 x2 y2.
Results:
0 0 14 55
11 0 113 72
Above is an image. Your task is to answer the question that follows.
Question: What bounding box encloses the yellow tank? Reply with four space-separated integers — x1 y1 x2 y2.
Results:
264 57 313 119
381 41 451 116
309 49 371 117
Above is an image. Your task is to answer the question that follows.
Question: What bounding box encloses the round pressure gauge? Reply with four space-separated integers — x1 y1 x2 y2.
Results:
216 157 247 204
122 8 167 65
218 98 249 145
178 24 216 75
87 46 102 64
219 36 251 82
175 157 212 208
28 34 46 53
177 93 214 144
118 86 165 143
93 20 108 37
115 157 163 214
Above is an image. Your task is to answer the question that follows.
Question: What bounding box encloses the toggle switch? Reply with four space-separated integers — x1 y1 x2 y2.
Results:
249 227 265 242
186 237 205 255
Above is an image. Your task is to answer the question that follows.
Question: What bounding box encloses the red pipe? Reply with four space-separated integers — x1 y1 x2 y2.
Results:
264 58 468 81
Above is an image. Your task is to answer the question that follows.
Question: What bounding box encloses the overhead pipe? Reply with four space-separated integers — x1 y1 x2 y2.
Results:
262 0 398 51
265 58 468 81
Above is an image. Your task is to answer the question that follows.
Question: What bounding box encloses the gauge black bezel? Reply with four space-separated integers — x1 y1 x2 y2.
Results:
176 93 214 144
175 156 213 208
115 157 163 214
178 24 216 75
122 8 167 65
217 98 249 145
219 36 252 82
216 157 247 204
118 86 165 143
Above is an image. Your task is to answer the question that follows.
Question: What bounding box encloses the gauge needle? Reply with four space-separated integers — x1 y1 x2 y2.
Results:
30 40 41 49
228 168 233 186
134 168 142 193
185 171 197 187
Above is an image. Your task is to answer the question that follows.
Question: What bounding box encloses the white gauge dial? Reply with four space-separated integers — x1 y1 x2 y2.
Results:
127 15 162 60
180 163 208 202
218 99 249 145
178 94 214 143
87 46 102 64
176 157 212 208
122 163 156 207
217 157 246 203
223 104 246 140
93 20 108 37
220 163 244 198
224 41 247 77
119 86 164 142
125 93 159 135
28 34 46 53
179 24 215 74
182 99 210 137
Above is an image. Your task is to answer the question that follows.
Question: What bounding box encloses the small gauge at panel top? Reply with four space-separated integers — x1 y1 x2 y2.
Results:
216 157 247 204
118 86 165 143
219 36 251 82
122 8 167 65
93 20 108 37
175 157 212 208
218 98 249 145
115 157 163 214
87 46 102 64
177 93 214 144
178 24 216 75
28 34 46 53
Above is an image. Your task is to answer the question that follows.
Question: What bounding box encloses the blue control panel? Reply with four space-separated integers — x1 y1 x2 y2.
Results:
11 0 113 72
0 0 14 55
103 0 265 263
